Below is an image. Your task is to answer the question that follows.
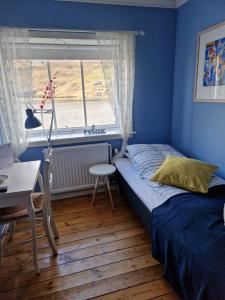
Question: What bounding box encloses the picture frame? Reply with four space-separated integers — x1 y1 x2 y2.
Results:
194 20 225 102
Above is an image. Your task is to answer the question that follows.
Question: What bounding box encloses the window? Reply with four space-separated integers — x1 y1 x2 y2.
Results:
17 30 118 139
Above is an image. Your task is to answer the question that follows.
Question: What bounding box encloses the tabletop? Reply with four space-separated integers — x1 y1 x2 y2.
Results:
0 161 41 197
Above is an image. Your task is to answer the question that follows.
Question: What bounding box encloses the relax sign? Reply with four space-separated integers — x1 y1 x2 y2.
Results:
84 125 106 135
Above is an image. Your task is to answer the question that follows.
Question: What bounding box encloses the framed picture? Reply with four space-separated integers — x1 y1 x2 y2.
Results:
195 20 225 102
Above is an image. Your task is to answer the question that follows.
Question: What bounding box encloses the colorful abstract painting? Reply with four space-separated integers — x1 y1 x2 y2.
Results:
203 37 225 87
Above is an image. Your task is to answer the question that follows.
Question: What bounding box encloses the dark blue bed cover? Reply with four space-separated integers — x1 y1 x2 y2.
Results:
151 185 225 300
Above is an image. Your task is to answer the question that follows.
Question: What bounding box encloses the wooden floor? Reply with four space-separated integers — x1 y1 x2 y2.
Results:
0 192 180 300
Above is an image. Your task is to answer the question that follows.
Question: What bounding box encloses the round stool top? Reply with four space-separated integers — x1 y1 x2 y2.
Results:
89 164 116 176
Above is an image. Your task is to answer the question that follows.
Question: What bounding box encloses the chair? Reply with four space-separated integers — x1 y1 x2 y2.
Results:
0 149 59 271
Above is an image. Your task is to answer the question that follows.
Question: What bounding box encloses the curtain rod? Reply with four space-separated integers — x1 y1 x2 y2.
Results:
28 28 145 37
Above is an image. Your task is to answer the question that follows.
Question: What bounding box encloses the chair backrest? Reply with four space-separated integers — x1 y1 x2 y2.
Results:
43 148 53 210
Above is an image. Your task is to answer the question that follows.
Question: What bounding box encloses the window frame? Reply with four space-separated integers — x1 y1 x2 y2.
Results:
28 126 121 148
21 30 120 144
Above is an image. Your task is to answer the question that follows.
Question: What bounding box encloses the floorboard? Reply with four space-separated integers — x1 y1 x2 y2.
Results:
0 192 179 300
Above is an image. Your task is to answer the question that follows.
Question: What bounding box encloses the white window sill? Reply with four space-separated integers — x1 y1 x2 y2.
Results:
28 129 122 148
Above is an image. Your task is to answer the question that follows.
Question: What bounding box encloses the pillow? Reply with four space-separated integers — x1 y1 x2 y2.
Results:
125 144 182 159
151 156 218 194
125 144 183 179
125 144 154 159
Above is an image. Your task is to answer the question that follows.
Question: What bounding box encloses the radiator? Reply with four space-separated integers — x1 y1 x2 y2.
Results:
50 143 112 194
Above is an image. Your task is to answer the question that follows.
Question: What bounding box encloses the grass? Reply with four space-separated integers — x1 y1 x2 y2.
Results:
19 59 111 102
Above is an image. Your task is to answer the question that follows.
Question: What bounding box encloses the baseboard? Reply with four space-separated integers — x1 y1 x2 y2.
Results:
51 183 119 201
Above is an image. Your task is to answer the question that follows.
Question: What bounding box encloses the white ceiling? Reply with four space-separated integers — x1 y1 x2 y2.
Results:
56 0 189 9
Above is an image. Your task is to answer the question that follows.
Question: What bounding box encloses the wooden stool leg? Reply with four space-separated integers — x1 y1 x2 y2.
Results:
106 176 114 209
92 176 99 206
104 177 108 200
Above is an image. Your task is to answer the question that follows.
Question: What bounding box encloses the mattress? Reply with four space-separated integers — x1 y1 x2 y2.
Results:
115 157 164 211
115 157 225 211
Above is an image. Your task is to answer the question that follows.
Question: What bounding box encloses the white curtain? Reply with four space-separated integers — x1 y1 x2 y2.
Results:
0 27 32 158
96 31 136 158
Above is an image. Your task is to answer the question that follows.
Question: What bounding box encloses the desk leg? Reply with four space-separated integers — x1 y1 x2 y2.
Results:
27 196 40 274
38 173 44 193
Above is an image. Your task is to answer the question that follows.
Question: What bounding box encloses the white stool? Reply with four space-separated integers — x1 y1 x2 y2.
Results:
89 164 116 208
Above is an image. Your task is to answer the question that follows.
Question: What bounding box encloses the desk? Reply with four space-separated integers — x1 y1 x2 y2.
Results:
0 161 43 273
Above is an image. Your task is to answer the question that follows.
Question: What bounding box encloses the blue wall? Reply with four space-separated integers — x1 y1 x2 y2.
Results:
172 0 225 176
0 0 177 162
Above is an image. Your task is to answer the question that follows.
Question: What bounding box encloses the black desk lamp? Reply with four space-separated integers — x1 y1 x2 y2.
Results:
25 103 54 148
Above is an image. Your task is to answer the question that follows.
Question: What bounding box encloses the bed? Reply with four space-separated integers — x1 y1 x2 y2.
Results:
115 157 155 234
115 149 225 300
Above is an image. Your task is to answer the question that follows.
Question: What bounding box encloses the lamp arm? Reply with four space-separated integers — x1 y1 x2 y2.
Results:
48 110 54 147
25 101 35 110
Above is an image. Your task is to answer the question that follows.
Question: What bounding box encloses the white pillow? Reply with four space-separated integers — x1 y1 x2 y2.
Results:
125 144 183 179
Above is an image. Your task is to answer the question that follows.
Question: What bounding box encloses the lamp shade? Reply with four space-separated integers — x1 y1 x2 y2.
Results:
25 108 42 129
